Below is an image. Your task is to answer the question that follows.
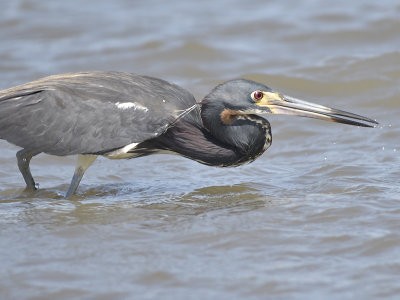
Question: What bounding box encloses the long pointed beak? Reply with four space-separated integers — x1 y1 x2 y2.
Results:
255 92 378 127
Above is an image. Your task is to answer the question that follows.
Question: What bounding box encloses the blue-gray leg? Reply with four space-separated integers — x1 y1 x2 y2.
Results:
65 154 97 199
16 149 40 190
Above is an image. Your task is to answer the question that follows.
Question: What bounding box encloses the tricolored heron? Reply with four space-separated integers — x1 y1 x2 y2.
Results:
0 71 377 198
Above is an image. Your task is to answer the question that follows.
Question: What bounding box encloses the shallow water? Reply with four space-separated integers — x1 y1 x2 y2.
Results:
0 0 399 299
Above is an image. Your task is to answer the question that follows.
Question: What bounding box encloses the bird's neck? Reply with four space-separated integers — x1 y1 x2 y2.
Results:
199 100 272 165
148 101 272 167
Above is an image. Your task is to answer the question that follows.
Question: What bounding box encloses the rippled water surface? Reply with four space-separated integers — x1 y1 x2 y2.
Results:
1 1 399 299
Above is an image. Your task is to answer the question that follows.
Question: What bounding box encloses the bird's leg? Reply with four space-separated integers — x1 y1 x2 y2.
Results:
65 154 97 199
16 149 40 190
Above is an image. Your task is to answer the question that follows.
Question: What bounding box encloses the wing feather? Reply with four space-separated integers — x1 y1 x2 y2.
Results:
0 72 197 155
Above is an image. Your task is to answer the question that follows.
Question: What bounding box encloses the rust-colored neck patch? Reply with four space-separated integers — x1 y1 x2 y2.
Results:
220 109 245 125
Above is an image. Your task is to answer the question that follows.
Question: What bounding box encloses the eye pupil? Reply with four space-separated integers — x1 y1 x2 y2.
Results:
252 91 263 101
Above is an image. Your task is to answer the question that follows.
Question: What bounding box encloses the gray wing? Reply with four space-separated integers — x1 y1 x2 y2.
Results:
0 71 197 155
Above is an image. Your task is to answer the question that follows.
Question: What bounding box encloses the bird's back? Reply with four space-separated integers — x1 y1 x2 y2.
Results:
0 71 198 155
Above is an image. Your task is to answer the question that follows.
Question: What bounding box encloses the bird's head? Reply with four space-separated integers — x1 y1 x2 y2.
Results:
201 79 378 128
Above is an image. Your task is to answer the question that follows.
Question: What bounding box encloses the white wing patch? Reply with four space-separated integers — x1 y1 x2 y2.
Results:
104 142 139 159
115 102 149 112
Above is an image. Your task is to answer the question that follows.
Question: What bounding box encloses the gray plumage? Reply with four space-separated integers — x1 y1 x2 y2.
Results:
0 71 377 198
0 71 196 155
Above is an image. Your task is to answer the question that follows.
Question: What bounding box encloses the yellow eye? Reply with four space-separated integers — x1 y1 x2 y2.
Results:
251 91 264 101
